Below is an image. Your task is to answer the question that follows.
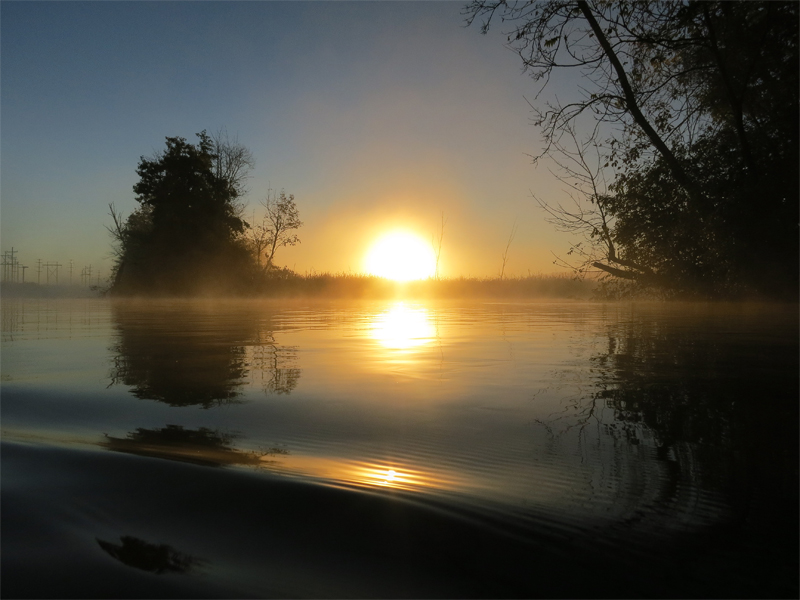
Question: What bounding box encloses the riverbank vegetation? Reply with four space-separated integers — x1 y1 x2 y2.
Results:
466 1 798 300
251 270 593 299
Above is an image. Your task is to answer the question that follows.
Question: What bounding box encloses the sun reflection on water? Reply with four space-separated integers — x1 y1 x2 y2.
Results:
270 454 462 494
371 303 435 350
348 462 460 492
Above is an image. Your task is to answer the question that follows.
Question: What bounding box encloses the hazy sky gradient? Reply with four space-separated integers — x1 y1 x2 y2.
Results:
2 1 576 280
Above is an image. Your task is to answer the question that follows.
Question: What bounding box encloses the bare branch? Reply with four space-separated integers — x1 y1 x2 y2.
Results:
256 189 303 271
499 218 518 279
211 128 255 199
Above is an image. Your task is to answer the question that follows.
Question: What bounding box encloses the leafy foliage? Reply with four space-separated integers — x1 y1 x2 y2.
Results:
109 131 257 294
466 0 799 298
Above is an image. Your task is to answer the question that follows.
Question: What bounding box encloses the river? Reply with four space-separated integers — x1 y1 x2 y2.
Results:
2 298 797 597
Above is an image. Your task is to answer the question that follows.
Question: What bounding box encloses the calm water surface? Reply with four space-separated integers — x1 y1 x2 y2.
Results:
2 298 797 597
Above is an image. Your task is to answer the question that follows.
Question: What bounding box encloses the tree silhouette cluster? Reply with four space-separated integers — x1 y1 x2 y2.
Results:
108 130 305 294
108 131 262 294
467 1 798 298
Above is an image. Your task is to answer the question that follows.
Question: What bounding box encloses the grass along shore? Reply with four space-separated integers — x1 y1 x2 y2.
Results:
252 271 594 299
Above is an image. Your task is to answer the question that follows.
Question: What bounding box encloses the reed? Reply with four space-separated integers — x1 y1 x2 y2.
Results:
255 270 594 299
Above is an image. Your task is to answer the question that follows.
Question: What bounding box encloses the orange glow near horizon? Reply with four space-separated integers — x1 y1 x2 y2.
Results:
365 231 436 281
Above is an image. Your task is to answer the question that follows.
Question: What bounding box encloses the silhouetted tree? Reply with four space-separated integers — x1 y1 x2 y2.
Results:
109 131 257 294
466 1 799 297
250 190 303 271
211 128 254 205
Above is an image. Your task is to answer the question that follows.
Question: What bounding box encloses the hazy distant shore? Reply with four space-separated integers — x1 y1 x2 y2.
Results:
1 273 595 300
0 281 104 299
247 272 596 299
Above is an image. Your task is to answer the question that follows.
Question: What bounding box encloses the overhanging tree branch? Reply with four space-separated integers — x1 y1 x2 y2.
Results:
577 1 701 200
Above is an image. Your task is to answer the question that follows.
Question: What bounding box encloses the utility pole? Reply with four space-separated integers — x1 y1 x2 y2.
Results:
69 259 74 286
2 248 20 282
2 248 18 282
81 264 93 286
37 259 42 285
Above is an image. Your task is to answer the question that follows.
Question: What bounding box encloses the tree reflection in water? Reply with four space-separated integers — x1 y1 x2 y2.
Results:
595 313 797 522
101 425 288 468
96 535 204 574
107 301 300 407
538 306 798 562
250 329 301 395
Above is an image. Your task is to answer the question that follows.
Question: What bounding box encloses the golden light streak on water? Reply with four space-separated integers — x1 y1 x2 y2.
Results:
370 302 435 350
270 454 466 494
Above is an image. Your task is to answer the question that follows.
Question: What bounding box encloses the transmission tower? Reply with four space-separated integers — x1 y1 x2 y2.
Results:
43 262 62 285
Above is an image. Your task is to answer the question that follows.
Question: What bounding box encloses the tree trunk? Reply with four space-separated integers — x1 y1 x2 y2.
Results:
577 1 703 202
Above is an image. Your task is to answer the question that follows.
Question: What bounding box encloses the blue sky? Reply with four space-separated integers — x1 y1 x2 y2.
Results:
2 1 577 280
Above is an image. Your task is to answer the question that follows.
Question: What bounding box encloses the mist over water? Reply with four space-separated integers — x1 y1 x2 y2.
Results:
2 298 797 597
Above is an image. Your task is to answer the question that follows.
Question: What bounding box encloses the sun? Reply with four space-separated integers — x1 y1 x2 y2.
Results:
365 231 436 281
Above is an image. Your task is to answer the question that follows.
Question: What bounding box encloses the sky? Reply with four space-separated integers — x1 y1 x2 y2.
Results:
2 1 580 282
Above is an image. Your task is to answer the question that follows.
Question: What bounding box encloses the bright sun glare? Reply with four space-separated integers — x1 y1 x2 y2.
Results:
371 303 435 349
365 232 436 281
